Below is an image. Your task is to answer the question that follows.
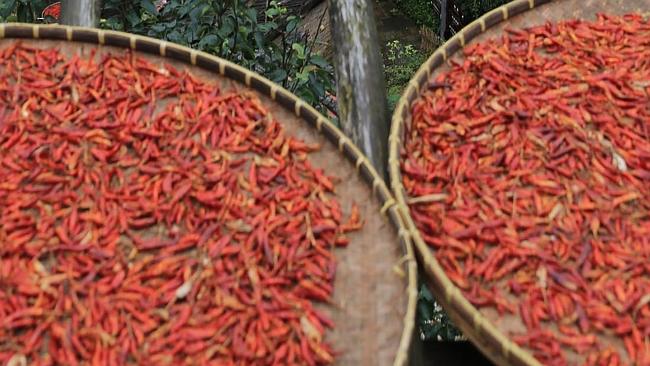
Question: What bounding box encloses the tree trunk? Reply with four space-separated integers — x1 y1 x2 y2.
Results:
328 0 389 178
61 0 102 28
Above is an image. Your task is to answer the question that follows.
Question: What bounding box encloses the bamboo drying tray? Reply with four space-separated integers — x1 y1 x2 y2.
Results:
388 0 649 365
0 23 417 366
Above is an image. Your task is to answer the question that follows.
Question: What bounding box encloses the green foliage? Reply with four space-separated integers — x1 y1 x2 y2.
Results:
0 0 336 117
384 40 427 113
417 284 463 341
459 0 511 20
99 0 335 116
394 0 513 36
393 0 438 29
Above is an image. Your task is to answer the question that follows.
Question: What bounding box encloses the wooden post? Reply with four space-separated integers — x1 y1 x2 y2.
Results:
439 0 448 40
329 1 426 364
61 0 102 28
328 0 389 178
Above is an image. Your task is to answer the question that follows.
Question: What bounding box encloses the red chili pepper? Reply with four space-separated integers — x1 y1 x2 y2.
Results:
0 43 362 365
403 13 650 366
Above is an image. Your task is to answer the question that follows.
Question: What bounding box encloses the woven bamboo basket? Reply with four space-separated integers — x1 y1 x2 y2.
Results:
388 0 649 365
0 23 417 366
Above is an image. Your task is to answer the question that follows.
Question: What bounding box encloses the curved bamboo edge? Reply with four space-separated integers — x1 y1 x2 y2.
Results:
388 1 558 366
0 23 418 366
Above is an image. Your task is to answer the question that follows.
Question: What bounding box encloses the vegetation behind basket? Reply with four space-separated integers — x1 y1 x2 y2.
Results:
394 0 512 36
0 0 336 118
384 41 462 342
384 40 428 112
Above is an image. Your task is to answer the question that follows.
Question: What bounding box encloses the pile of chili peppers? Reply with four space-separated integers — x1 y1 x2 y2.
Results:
403 13 650 366
0 43 362 365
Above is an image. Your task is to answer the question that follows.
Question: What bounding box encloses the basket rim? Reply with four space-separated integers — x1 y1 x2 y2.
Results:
387 1 562 365
0 23 418 366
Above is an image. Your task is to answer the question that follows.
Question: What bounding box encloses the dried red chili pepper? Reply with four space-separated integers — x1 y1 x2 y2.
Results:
403 13 650 366
0 43 362 365
41 2 61 21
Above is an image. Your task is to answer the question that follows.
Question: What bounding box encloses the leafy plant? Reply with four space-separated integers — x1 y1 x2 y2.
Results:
417 284 463 341
459 0 511 21
393 0 438 29
394 0 513 39
384 40 427 112
100 0 336 117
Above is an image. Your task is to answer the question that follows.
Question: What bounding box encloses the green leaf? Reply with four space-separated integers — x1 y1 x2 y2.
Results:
140 0 158 15
102 0 121 11
295 87 315 103
245 8 257 23
285 17 298 33
161 0 179 15
291 43 305 59
238 25 251 38
253 32 264 50
167 29 183 44
265 7 279 18
198 34 220 49
257 22 276 34
296 70 309 83
218 16 235 37
177 2 192 17
0 0 17 19
102 16 124 31
268 69 287 83
189 3 206 22
309 55 329 69
125 10 142 27
309 75 325 99
186 27 196 44
417 298 434 320
150 23 166 33
302 65 318 74
420 285 435 302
